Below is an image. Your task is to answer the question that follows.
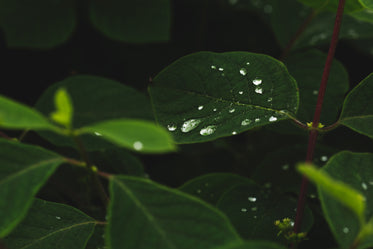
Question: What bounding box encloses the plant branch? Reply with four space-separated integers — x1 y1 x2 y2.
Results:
293 0 346 237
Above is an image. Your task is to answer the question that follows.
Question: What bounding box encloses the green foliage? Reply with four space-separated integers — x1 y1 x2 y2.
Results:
1 0 373 249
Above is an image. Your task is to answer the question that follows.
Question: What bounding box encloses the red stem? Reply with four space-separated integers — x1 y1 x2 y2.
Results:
293 0 346 235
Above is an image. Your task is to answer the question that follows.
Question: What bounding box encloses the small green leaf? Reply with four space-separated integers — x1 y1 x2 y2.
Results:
0 95 57 131
0 0 76 48
297 164 366 224
80 119 176 153
149 51 299 144
3 199 96 249
0 139 65 237
50 88 74 128
106 175 241 249
89 0 171 43
340 73 373 139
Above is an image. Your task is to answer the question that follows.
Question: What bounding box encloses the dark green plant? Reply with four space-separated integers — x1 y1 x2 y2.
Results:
1 0 373 249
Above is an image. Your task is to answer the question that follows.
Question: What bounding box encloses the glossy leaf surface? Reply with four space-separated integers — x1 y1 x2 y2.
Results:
3 199 96 249
0 140 64 237
106 175 241 249
90 0 170 43
35 75 153 150
317 152 373 248
216 183 313 242
340 73 373 139
0 95 56 131
149 52 299 143
81 119 176 153
0 0 75 48
179 173 253 205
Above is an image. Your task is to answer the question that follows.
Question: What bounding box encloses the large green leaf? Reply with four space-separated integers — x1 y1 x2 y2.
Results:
339 73 373 139
3 199 96 249
0 95 57 131
149 52 299 143
35 75 153 150
213 240 287 249
106 175 241 249
216 183 313 242
0 139 65 237
0 0 75 48
80 119 176 153
317 152 373 249
179 173 253 205
297 0 364 13
89 0 170 43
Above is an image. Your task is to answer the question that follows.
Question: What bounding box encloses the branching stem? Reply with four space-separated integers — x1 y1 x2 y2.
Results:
293 0 346 238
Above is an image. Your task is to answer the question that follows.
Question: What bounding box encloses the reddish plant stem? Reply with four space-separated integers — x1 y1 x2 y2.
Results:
293 0 346 236
0 131 12 140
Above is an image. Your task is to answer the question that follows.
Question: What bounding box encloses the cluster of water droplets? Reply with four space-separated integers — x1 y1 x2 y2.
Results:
241 195 258 218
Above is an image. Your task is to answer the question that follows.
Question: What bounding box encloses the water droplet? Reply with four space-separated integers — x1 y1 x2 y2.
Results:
167 124 177 131
196 189 202 194
238 91 244 95
343 227 349 234
246 62 250 65
282 164 290 170
248 197 257 202
241 119 252 126
269 116 277 122
211 65 217 69
198 105 204 110
55 216 61 220
133 141 143 151
320 156 328 162
313 90 318 95
253 215 257 219
290 221 295 227
251 207 258 211
362 182 368 190
267 97 272 102
241 208 248 212
255 87 263 94
239 68 247 76
200 125 217 136
218 67 224 71
232 131 237 135
252 78 262 85
213 108 217 112
181 119 201 133
310 194 317 199
369 181 373 186
229 108 235 113
255 118 260 122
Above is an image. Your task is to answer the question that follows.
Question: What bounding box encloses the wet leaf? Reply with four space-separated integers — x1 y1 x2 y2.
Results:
340 73 373 139
89 0 170 43
0 140 64 237
3 199 95 249
106 175 241 249
149 51 299 143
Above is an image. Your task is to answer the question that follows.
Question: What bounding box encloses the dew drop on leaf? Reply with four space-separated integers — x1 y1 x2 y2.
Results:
200 125 217 136
238 91 244 95
229 108 235 113
198 105 204 110
213 108 217 112
181 119 201 133
211 65 217 69
269 116 277 122
239 68 247 76
232 131 237 135
55 216 61 220
320 156 328 162
255 87 263 94
313 90 318 95
241 208 248 212
94 132 103 136
362 182 368 190
167 124 177 131
246 62 250 65
133 141 143 151
241 119 252 126
248 197 257 202
343 227 349 234
252 78 262 85
255 118 260 122
267 97 272 102
218 67 224 71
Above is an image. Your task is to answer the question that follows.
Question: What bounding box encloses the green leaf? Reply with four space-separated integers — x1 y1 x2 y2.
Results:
298 163 366 224
80 119 176 153
0 139 65 237
0 0 75 48
213 240 288 249
340 73 373 139
149 51 299 144
359 0 373 9
0 95 57 131
106 175 241 249
35 75 153 150
179 173 254 205
216 183 313 242
3 199 96 249
301 152 373 248
296 0 364 13
50 88 74 128
285 49 349 124
89 0 171 43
